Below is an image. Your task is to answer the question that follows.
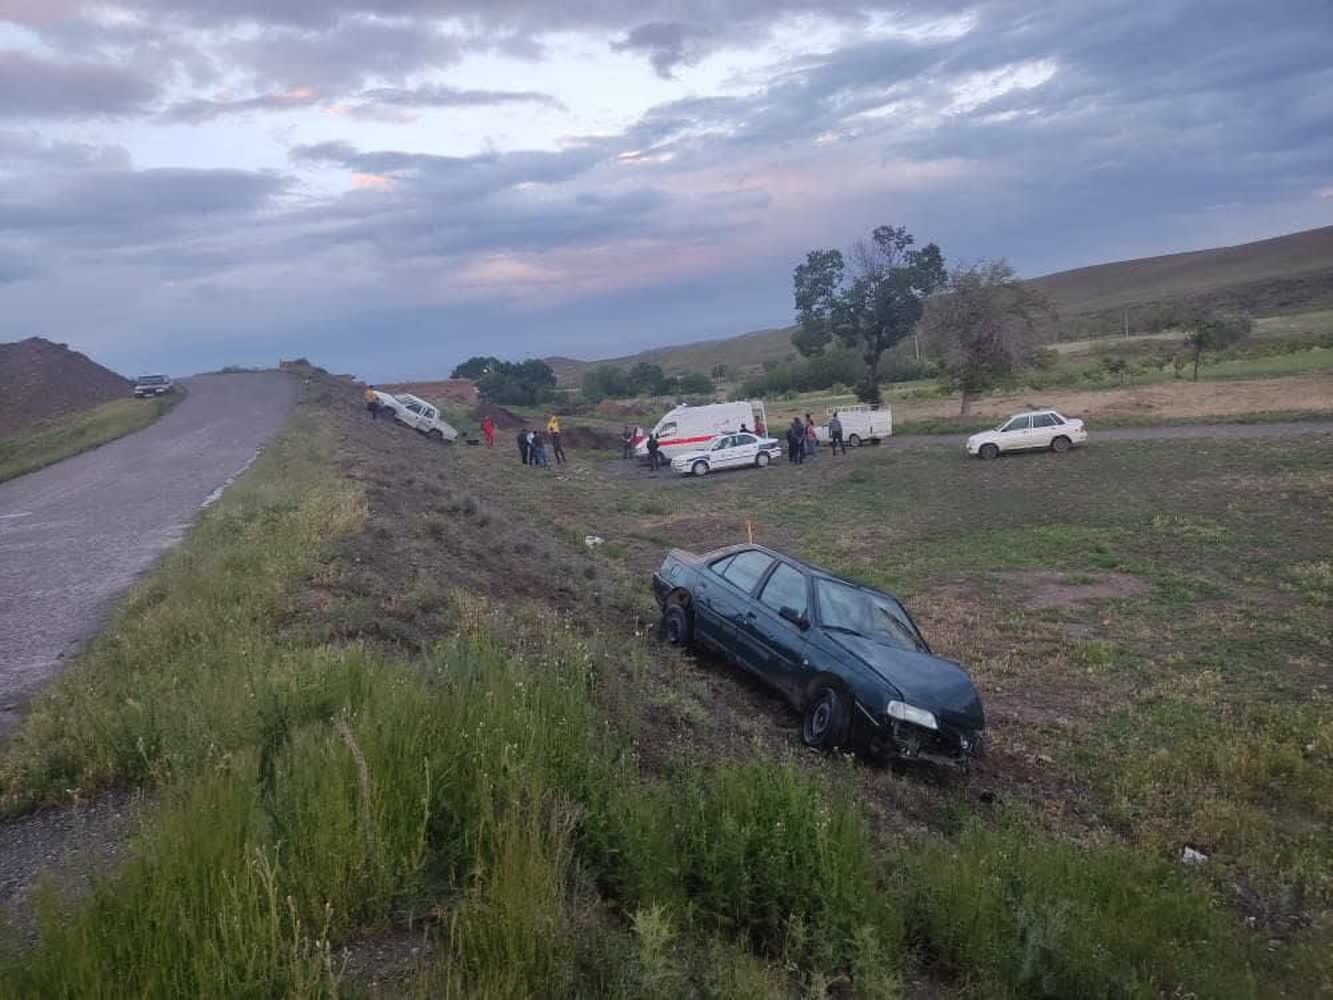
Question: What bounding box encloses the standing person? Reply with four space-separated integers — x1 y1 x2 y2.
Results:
788 417 805 464
805 418 818 461
533 430 549 468
517 429 530 465
481 415 495 448
828 411 846 455
622 424 633 460
364 385 381 420
547 415 566 465
646 433 662 473
525 429 537 466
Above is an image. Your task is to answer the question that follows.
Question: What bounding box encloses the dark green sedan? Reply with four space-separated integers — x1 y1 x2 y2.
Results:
653 544 985 768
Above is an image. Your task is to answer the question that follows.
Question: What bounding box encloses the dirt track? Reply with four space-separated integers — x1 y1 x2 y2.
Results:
0 372 294 741
885 419 1333 450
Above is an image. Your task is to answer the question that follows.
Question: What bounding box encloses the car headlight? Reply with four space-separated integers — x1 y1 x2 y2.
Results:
887 700 938 730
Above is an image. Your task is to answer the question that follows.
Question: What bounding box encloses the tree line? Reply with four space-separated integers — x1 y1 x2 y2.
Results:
792 224 1255 413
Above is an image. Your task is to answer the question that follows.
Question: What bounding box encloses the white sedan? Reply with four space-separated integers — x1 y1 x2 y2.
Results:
966 409 1087 459
671 433 784 476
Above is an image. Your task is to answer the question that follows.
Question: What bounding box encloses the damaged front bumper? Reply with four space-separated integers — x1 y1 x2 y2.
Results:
855 702 982 769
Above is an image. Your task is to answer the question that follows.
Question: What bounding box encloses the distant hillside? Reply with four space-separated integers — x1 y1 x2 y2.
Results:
1028 225 1333 334
548 225 1333 384
0 337 130 437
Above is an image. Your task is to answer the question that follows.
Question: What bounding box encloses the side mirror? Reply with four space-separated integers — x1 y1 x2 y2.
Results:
780 606 809 629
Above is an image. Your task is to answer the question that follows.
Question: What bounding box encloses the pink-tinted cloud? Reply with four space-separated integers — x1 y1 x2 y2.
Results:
351 172 394 192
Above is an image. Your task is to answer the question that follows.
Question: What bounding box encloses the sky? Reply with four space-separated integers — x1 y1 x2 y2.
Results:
1 1 1331 381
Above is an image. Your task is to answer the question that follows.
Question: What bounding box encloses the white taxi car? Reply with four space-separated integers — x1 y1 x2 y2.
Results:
671 432 783 476
966 409 1087 459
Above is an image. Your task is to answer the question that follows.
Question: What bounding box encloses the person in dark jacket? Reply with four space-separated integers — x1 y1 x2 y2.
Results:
517 429 530 465
828 412 846 455
622 425 633 459
788 417 805 464
646 433 662 473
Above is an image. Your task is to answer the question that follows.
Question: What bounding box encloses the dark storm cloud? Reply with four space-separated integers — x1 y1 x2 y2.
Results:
0 50 158 119
612 22 714 78
0 168 289 239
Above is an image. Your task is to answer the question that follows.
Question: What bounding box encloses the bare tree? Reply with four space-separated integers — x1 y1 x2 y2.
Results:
920 260 1053 415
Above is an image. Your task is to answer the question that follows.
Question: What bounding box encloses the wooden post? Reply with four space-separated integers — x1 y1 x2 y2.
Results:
747 519 754 544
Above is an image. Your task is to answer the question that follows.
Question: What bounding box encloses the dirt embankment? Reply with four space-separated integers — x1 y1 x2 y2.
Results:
0 338 130 437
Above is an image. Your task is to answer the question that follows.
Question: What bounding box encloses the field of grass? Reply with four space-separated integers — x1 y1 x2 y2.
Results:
0 392 182 484
2 375 1328 996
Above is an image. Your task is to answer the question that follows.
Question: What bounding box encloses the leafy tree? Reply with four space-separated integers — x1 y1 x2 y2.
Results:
1183 312 1252 381
581 365 630 403
626 362 670 396
450 356 501 380
475 358 557 406
710 363 731 381
920 260 1053 414
675 372 715 395
792 225 947 404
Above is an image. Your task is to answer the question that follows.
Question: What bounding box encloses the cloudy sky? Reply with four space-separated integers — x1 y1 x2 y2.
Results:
2 1 1330 380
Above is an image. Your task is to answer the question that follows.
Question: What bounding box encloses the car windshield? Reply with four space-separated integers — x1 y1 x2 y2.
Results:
138 375 166 384
815 579 927 653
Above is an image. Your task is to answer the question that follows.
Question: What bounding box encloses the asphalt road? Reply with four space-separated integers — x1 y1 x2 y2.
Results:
0 373 294 741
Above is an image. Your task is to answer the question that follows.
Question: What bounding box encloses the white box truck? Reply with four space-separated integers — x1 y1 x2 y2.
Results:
816 404 892 447
634 400 770 461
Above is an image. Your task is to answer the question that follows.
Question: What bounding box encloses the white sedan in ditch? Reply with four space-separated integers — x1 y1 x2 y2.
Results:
671 432 784 476
966 409 1088 459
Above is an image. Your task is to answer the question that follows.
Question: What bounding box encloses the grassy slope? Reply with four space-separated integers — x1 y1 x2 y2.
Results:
0 392 182 484
545 226 1333 385
2 377 1326 996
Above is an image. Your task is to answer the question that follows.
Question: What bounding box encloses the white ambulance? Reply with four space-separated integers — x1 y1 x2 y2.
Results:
815 404 893 446
635 400 770 461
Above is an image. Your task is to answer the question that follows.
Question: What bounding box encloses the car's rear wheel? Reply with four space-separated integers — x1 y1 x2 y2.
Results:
691 460 709 477
755 452 770 468
662 603 691 646
802 685 850 751
848 434 862 448
979 443 999 461
1051 435 1071 453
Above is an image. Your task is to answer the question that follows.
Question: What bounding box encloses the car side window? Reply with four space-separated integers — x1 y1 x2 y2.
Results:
709 555 735 577
1049 412 1065 425
424 407 437 421
721 551 775 594
759 563 808 619
1032 413 1055 428
713 436 732 450
657 422 677 438
1002 415 1029 432
735 434 755 445
405 402 423 414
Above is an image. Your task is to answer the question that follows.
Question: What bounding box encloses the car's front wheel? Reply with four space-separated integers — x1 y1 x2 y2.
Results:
755 452 770 468
802 685 850 751
979 443 999 461
1051 435 1071 453
691 460 709 477
662 604 692 646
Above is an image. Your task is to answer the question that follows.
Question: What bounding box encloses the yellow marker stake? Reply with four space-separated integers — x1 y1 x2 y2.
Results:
747 519 754 544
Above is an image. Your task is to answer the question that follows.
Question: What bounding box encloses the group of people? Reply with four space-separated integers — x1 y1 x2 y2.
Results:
515 416 567 468
785 411 847 463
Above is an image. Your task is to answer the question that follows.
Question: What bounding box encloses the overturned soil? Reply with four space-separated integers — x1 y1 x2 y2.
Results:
0 337 130 437
1000 570 1148 609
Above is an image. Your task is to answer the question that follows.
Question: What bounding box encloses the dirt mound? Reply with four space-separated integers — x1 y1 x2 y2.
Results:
0 338 131 437
596 399 653 419
382 379 478 405
559 425 621 450
474 402 525 429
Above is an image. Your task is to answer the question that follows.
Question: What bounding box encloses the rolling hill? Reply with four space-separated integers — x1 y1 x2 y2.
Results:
545 225 1333 385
